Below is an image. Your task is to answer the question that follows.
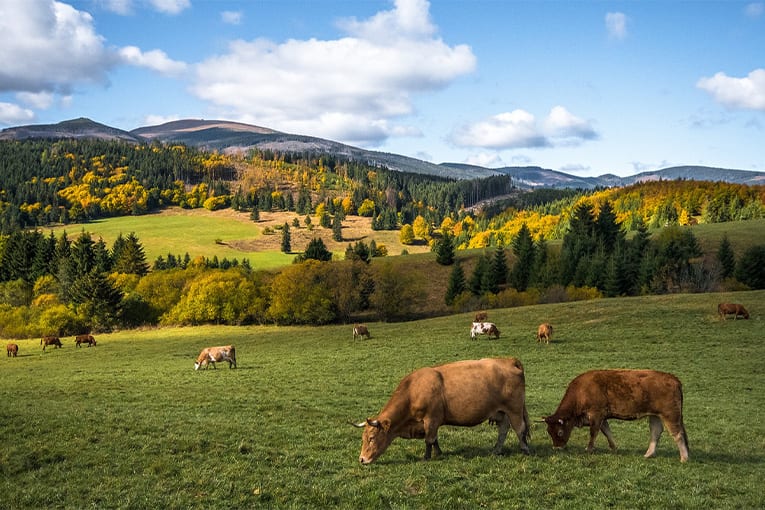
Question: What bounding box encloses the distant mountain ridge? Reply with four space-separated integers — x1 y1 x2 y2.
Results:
2 117 763 187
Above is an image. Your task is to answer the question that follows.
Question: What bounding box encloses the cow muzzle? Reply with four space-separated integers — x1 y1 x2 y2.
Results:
359 456 372 465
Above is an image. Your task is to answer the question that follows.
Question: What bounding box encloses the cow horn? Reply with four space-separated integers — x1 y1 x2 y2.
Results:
350 420 367 428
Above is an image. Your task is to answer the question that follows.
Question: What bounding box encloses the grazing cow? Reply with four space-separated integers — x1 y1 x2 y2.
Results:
470 322 500 339
474 311 488 323
544 369 689 462
75 334 97 347
41 336 62 351
6 343 18 357
718 303 749 320
353 357 530 464
194 345 237 370
353 324 371 340
536 323 553 344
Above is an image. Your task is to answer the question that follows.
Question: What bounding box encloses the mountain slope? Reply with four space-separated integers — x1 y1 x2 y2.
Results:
2 117 763 186
0 117 144 143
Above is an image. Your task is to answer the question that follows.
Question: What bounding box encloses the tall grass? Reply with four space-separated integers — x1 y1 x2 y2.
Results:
1 290 763 509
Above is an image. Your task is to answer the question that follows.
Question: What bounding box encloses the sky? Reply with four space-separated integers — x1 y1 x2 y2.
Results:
0 0 764 177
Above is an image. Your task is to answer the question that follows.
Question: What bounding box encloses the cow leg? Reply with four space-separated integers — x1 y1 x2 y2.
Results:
506 412 531 455
644 415 664 458
424 438 442 460
663 418 690 463
422 418 442 460
492 414 510 454
600 420 617 451
586 420 602 452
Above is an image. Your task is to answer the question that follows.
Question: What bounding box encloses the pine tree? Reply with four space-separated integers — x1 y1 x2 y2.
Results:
491 244 508 286
717 234 735 279
281 223 291 253
469 253 489 295
445 261 466 305
509 223 535 291
435 232 455 265
112 232 148 275
332 214 343 241
301 238 332 262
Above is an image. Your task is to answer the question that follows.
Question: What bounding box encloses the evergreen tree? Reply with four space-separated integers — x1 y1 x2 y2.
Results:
509 224 534 291
717 234 736 279
735 245 765 289
491 244 509 287
301 238 332 262
469 253 489 295
445 261 466 305
112 233 148 275
595 200 623 253
281 223 291 253
250 205 260 221
332 214 343 241
68 269 123 332
434 232 455 265
560 202 597 286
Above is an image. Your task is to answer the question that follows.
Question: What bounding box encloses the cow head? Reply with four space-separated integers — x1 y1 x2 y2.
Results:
353 418 393 465
543 415 574 448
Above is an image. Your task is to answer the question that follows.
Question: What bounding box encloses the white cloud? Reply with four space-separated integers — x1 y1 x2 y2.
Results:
100 0 132 15
745 2 764 18
17 91 55 109
0 102 35 125
449 107 597 150
191 0 475 146
221 10 243 25
605 12 627 40
144 114 181 126
148 0 189 15
464 152 504 168
0 0 115 94
119 46 187 76
697 69 765 111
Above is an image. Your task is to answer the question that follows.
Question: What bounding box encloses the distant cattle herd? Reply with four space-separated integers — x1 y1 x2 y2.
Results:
3 300 754 464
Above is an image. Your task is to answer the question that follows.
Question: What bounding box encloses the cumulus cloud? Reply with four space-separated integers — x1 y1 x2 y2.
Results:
148 0 189 15
605 12 627 40
0 0 115 94
191 0 475 146
464 152 504 168
697 69 765 111
0 102 35 125
221 10 243 25
119 46 187 76
100 0 189 15
449 107 597 150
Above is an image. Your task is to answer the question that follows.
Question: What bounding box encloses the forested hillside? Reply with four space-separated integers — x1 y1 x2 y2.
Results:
1 138 764 339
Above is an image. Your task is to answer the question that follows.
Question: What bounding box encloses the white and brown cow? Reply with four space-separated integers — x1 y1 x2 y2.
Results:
194 345 237 370
470 322 500 339
544 369 689 462
353 324 371 340
353 357 530 464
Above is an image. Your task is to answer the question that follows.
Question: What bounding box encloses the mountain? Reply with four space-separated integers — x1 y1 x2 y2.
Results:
131 119 496 180
0 117 143 143
2 117 764 187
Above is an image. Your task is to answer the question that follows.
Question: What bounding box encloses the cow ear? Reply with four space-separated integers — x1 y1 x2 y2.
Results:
380 419 392 431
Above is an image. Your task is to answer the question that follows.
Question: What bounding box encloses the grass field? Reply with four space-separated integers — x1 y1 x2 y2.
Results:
50 207 431 271
1 290 763 509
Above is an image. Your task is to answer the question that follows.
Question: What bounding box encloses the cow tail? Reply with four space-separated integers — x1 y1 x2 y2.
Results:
523 404 532 442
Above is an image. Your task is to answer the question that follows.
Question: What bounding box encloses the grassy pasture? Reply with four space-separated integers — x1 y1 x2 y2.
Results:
1 290 764 509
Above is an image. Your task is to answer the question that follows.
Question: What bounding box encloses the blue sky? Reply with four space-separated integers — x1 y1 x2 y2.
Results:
0 0 763 177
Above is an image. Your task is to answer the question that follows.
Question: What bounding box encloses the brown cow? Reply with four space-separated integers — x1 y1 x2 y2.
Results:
6 343 18 357
718 303 749 320
544 369 689 462
194 345 237 370
536 323 553 344
474 311 488 323
353 357 530 464
352 324 371 340
75 334 97 347
41 336 62 351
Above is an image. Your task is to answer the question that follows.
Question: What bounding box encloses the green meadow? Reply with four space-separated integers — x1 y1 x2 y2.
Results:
1 290 763 509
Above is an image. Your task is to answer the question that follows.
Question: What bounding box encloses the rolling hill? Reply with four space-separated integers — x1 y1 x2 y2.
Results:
2 117 763 187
